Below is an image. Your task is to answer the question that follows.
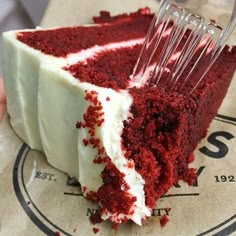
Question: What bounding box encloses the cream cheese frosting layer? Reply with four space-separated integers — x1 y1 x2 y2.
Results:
76 87 151 225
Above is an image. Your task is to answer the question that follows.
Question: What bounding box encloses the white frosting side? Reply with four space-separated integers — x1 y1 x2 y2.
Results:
77 87 151 225
38 65 89 177
2 31 48 150
2 30 144 176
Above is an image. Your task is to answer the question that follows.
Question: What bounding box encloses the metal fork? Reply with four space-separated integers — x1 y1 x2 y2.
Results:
131 0 236 93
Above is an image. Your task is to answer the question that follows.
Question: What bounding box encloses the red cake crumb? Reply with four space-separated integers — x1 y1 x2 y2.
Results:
85 191 99 203
90 212 104 224
55 232 60 236
96 162 136 216
183 168 197 186
124 160 135 169
93 155 110 164
73 228 77 233
187 153 195 163
160 214 169 227
81 186 87 193
112 223 120 230
76 90 108 163
89 162 137 225
93 227 99 234
83 139 89 146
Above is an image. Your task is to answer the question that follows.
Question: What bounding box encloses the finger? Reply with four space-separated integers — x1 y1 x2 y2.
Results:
0 79 6 121
0 79 6 104
0 103 6 121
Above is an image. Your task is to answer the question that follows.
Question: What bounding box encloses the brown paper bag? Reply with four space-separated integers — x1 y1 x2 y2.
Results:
0 0 236 235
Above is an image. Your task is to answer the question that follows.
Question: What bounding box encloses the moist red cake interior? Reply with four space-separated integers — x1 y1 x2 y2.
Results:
65 45 141 90
16 9 236 224
75 44 235 224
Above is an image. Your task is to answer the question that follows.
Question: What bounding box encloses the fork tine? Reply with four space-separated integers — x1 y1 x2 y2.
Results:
167 14 204 88
166 15 205 89
188 24 223 94
131 15 158 79
188 0 236 93
131 0 175 84
149 5 185 86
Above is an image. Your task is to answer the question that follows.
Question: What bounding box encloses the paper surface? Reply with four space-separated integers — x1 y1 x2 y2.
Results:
0 0 236 235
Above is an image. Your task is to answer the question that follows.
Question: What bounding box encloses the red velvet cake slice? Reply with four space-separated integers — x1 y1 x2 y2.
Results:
69 39 236 225
2 9 236 226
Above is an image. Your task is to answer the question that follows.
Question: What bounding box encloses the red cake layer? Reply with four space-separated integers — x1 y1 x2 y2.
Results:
71 11 236 224
121 46 236 208
122 88 195 209
74 44 235 225
65 45 141 90
16 9 152 57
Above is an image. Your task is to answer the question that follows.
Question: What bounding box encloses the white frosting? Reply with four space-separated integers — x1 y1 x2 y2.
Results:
2 27 152 224
77 87 151 225
2 30 144 177
67 39 144 65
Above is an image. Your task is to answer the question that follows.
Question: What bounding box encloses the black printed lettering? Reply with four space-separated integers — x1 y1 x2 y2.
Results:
193 166 205 187
214 175 235 183
199 131 234 158
86 208 99 216
35 171 56 181
152 208 171 216
174 166 205 188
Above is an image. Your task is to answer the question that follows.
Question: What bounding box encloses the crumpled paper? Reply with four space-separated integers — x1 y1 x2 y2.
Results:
0 0 236 235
